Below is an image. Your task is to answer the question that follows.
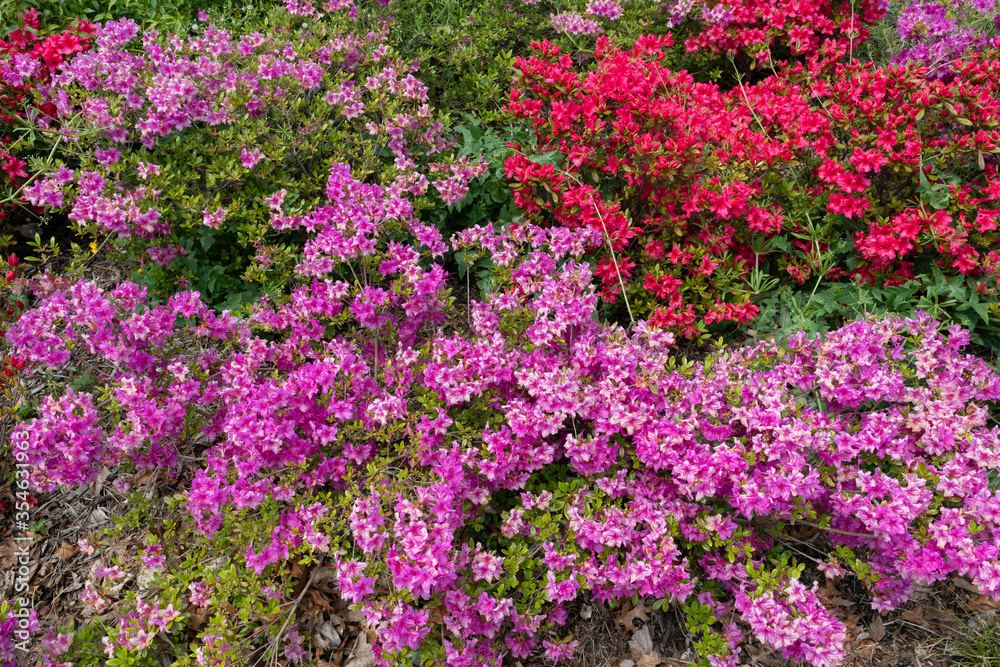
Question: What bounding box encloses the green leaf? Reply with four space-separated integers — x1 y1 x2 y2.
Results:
528 150 564 167
455 250 470 278
816 287 837 315
966 292 990 325
456 125 475 157
200 227 217 251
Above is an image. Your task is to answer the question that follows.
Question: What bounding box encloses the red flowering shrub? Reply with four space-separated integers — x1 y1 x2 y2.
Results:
671 0 889 61
513 0 887 60
505 35 1000 337
0 8 94 225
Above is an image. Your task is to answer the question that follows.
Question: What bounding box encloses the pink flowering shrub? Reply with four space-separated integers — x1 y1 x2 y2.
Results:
10 1 483 308
892 0 1000 77
9 3 1000 667
10 145 1000 664
0 599 38 667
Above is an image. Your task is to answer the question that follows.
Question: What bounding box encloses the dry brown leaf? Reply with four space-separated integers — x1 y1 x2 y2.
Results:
290 562 313 598
901 607 932 629
616 600 652 629
926 606 959 628
136 566 157 589
855 643 874 660
94 468 111 495
312 566 336 585
628 626 663 667
55 542 75 561
825 597 855 607
312 617 343 651
290 561 311 580
344 609 365 624
307 589 335 612
427 604 445 625
969 594 1000 612
189 606 211 630
952 577 982 594
36 559 54 580
63 571 82 593
869 615 886 642
0 538 17 571
344 631 375 667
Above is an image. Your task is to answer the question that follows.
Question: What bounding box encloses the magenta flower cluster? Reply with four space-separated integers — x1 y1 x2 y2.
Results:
0 602 38 667
550 11 607 35
10 136 1000 664
893 0 1000 76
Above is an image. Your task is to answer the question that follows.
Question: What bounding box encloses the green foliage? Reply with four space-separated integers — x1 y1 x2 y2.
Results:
424 116 519 266
944 617 1000 666
750 269 1000 358
0 0 273 33
852 2 906 66
386 0 680 124
11 3 474 309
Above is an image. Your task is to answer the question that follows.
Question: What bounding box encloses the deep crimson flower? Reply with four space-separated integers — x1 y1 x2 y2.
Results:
1 154 27 180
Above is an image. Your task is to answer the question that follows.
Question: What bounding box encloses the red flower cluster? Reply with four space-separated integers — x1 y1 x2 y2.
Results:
505 35 1000 336
678 0 888 61
0 254 23 391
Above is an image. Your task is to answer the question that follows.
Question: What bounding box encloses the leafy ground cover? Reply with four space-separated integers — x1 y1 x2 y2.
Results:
4 0 1000 666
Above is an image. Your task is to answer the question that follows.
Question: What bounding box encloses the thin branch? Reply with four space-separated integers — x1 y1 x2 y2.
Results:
268 555 326 666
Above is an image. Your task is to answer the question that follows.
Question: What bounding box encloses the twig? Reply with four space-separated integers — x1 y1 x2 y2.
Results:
789 519 878 539
55 520 109 539
268 555 325 666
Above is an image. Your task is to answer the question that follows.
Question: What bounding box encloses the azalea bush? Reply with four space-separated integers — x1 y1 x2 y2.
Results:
388 0 890 127
10 151 1000 665
0 8 94 234
0 254 25 408
6 0 484 309
892 0 1000 76
508 0 887 59
505 35 1000 340
535 0 887 60
0 599 39 667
